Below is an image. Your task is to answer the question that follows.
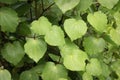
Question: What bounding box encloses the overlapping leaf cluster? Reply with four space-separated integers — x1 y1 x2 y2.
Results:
0 0 120 80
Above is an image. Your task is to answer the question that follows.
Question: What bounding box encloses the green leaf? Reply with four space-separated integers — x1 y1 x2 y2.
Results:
45 25 65 46
114 12 120 27
1 41 25 65
82 72 93 80
31 16 52 35
0 7 19 32
64 18 87 41
101 62 110 77
60 38 79 57
109 28 120 45
63 49 88 71
24 38 47 62
83 36 106 56
87 11 107 33
41 62 68 80
0 0 17 4
111 59 120 78
19 71 39 80
86 58 102 76
0 69 11 80
98 0 119 9
48 53 60 62
75 0 93 12
54 0 80 13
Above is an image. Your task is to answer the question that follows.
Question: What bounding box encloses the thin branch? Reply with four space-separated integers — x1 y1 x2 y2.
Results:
40 2 55 16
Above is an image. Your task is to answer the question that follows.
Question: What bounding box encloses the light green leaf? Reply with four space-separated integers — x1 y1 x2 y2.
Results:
0 7 19 32
0 69 11 80
48 53 60 62
63 49 88 71
24 38 47 62
45 25 65 46
101 62 110 77
87 11 107 33
54 0 80 13
41 62 68 80
114 12 120 27
98 0 119 9
109 28 120 45
58 78 68 80
60 38 79 57
64 18 87 41
86 58 102 76
83 36 106 56
0 0 17 4
1 41 25 65
31 16 52 35
76 0 93 12
111 59 120 78
82 72 93 80
19 71 39 80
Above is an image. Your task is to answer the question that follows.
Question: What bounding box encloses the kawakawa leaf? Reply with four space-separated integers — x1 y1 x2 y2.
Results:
45 25 65 46
0 7 19 32
54 0 80 13
64 18 87 41
87 11 107 33
1 41 25 65
42 62 68 80
24 38 47 62
31 16 52 35
63 49 88 71
0 69 11 80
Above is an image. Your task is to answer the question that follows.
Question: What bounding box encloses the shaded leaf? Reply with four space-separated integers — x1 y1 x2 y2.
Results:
86 58 102 76
0 7 19 32
83 36 106 56
1 41 25 65
19 71 39 80
54 0 80 13
98 0 119 9
41 62 68 80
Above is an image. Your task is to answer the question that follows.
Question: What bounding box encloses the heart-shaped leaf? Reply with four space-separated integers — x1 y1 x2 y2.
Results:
86 58 102 76
109 28 120 45
60 38 79 57
83 36 106 56
1 41 25 65
31 16 52 35
76 0 93 12
19 71 39 80
87 11 107 33
63 49 88 71
0 7 19 32
64 18 87 41
45 25 65 46
82 72 93 80
24 38 47 62
114 12 120 27
98 0 119 9
0 69 11 80
54 0 80 13
41 62 68 80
